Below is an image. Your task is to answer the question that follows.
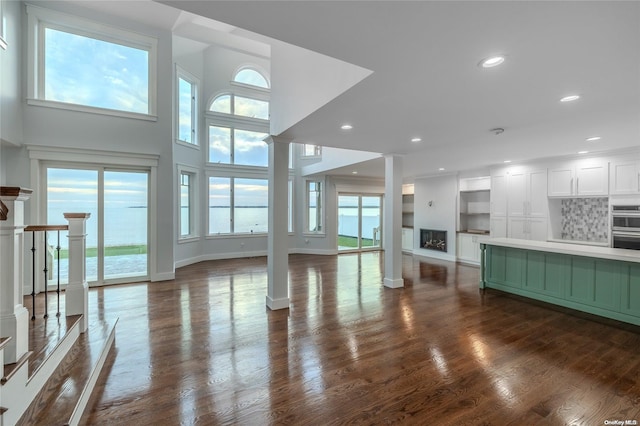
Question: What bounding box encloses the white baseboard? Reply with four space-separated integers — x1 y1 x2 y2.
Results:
290 248 338 255
151 271 175 282
384 277 404 288
175 248 341 270
266 295 290 310
414 249 456 263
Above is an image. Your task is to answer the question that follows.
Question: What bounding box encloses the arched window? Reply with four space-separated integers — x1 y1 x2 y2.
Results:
233 68 269 89
209 93 268 120
210 94 231 114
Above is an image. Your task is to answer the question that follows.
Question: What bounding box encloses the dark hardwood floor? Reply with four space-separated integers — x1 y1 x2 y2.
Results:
80 252 640 425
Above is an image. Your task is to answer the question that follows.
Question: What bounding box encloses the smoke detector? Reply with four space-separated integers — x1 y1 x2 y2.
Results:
490 127 505 135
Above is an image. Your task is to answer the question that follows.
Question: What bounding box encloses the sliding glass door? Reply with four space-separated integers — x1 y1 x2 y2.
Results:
338 194 382 251
46 166 149 285
103 171 148 280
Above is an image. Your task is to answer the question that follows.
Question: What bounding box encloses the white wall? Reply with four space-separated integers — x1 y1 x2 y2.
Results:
413 174 458 262
0 0 24 149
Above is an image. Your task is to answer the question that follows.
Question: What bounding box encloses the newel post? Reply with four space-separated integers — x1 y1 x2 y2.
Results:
64 213 90 332
0 187 33 363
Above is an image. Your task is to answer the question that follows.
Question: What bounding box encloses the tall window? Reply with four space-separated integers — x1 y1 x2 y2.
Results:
208 177 268 234
206 66 275 236
27 5 158 118
306 180 323 233
179 171 198 238
176 67 198 145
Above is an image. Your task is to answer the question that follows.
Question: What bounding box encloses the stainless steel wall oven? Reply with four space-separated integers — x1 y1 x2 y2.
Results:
611 205 640 250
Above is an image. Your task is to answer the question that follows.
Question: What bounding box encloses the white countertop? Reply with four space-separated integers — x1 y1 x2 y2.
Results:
477 237 640 264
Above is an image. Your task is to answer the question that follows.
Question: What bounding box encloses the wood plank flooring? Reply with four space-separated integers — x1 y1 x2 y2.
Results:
81 253 640 425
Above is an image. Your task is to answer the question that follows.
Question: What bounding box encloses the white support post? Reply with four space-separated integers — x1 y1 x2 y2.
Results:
64 213 90 332
0 187 33 363
383 155 404 288
265 136 290 310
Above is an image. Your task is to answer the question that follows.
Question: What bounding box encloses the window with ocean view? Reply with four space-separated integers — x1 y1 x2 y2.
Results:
205 65 272 236
208 177 268 235
46 166 149 285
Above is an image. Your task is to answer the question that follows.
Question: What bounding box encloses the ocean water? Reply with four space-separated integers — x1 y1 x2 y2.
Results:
47 206 148 248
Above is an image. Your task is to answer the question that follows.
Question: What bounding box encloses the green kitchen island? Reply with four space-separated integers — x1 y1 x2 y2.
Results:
478 237 640 326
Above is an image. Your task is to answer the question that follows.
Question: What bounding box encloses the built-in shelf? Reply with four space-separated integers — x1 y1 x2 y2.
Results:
459 183 490 234
402 193 414 227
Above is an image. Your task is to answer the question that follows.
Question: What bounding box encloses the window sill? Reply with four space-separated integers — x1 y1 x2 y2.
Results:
303 232 326 238
175 140 200 150
27 98 158 122
206 232 268 239
178 236 200 244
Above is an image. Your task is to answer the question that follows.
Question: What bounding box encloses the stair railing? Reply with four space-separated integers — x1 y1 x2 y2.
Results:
23 225 68 320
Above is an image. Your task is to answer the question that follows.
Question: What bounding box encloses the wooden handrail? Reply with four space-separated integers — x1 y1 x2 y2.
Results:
0 200 7 221
25 225 69 232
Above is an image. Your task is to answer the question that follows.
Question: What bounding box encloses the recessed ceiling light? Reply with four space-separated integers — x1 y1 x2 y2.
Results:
351 171 358 175
479 56 505 68
411 137 422 143
340 124 353 130
438 168 445 171
578 150 589 154
503 160 512 163
586 136 601 142
560 95 580 102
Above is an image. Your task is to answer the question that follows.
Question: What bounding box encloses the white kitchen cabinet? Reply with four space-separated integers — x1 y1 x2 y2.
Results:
508 216 547 241
610 161 640 195
548 160 609 197
507 168 547 217
490 174 507 216
402 227 413 252
457 233 481 264
490 216 507 238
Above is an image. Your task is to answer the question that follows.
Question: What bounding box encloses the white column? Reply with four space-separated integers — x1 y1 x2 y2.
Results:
383 155 404 288
0 187 33 363
265 136 290 310
64 213 90 332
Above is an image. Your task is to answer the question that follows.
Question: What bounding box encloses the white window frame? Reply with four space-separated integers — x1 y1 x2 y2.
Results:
231 65 271 90
206 173 270 237
177 164 199 242
206 118 270 168
26 4 158 121
305 179 324 235
302 144 322 158
175 66 199 148
0 0 7 50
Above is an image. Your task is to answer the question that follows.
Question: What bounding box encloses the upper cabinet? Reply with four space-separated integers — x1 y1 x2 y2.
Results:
490 174 507 217
548 159 609 197
507 168 547 217
610 160 640 195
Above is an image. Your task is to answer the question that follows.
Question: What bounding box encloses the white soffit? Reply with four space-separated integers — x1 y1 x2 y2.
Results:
269 40 372 136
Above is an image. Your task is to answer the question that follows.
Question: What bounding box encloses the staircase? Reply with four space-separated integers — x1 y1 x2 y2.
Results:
0 187 117 425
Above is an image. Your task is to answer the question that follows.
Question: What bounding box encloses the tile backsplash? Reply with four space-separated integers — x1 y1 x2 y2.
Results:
560 198 608 242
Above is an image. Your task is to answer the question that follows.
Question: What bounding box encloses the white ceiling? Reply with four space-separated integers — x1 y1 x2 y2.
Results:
74 1 640 178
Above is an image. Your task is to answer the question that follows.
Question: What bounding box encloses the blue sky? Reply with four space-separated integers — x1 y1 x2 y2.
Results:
44 27 149 114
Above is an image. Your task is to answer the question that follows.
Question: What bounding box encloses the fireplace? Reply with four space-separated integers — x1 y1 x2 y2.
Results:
420 229 447 252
